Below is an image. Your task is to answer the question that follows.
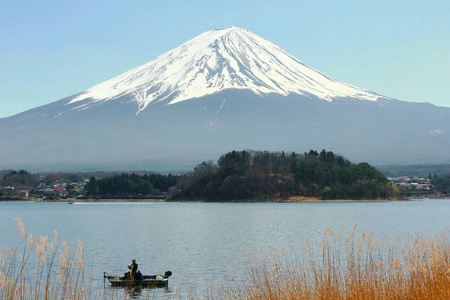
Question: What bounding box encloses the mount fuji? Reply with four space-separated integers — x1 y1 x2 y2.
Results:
1 27 449 171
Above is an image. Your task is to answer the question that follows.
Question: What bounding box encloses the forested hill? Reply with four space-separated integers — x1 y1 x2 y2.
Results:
170 150 399 201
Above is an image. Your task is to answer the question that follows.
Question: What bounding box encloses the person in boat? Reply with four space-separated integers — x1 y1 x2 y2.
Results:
124 258 138 279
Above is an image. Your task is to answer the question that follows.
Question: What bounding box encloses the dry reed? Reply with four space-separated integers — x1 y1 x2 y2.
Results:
218 226 450 300
0 219 89 300
0 220 163 300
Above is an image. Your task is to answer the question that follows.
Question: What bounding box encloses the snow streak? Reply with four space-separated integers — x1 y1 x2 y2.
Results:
68 26 381 113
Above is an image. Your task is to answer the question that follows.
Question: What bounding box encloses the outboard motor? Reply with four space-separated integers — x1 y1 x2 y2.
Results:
164 271 172 278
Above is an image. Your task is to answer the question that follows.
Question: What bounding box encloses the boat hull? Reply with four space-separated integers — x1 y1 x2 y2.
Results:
105 274 169 288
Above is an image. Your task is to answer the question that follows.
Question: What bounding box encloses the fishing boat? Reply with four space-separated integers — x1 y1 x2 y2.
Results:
104 271 172 288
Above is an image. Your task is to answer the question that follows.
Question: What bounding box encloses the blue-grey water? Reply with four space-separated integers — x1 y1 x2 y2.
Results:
0 199 449 298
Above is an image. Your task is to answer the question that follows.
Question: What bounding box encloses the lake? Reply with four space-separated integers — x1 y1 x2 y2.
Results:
0 199 449 298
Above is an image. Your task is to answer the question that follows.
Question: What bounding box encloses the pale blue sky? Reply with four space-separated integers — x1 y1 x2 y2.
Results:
1 0 449 118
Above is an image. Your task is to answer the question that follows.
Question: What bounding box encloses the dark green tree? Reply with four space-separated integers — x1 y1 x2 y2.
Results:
86 177 98 195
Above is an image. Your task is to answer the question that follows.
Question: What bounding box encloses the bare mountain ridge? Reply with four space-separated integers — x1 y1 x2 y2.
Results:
0 27 449 172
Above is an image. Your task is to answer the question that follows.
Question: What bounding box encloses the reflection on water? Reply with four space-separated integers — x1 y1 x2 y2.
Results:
102 286 172 299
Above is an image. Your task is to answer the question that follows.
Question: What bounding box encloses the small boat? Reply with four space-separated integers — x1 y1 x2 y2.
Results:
104 271 172 288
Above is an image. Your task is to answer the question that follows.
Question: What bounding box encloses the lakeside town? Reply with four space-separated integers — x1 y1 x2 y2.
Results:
0 170 174 201
1 169 449 201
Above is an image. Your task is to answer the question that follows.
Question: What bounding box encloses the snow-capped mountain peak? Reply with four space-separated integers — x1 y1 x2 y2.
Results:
69 26 381 113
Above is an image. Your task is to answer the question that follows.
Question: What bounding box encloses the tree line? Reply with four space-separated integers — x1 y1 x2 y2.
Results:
432 174 450 192
170 149 399 201
85 173 178 196
0 170 37 189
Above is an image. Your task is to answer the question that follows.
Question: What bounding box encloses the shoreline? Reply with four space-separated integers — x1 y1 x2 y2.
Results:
165 196 410 203
6 196 450 203
270 196 408 203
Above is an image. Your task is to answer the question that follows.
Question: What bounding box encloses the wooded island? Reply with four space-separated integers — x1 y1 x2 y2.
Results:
170 149 398 201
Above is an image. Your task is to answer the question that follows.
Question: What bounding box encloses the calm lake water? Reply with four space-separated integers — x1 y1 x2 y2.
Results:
0 199 449 298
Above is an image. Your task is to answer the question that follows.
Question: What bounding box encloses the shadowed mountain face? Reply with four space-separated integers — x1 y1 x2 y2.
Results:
1 90 449 172
1 27 449 172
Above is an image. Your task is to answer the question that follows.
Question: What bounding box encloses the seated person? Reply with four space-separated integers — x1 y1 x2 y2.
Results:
124 258 138 279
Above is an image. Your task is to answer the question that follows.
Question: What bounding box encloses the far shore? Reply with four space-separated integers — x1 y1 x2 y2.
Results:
5 195 450 203
270 196 408 203
67 196 410 203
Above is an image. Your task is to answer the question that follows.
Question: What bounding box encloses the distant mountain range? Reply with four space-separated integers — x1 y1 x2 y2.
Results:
1 26 449 172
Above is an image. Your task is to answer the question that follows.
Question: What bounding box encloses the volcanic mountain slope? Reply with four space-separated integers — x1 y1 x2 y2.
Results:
67 26 381 113
0 27 449 171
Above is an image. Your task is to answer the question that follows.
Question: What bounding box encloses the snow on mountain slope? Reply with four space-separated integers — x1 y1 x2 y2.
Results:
69 26 381 113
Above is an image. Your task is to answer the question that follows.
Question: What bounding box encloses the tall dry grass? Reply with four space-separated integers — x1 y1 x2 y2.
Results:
0 218 88 300
219 226 450 300
0 220 166 300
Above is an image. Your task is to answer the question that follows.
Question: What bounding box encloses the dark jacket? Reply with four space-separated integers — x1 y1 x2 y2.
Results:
130 262 138 273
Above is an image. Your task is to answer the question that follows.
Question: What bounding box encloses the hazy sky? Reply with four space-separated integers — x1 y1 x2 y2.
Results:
1 0 449 118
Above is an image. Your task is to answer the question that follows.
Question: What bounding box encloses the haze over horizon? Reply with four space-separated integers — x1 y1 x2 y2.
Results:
1 1 449 118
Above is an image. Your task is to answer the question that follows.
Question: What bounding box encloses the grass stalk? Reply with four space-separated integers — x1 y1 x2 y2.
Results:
220 227 450 300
